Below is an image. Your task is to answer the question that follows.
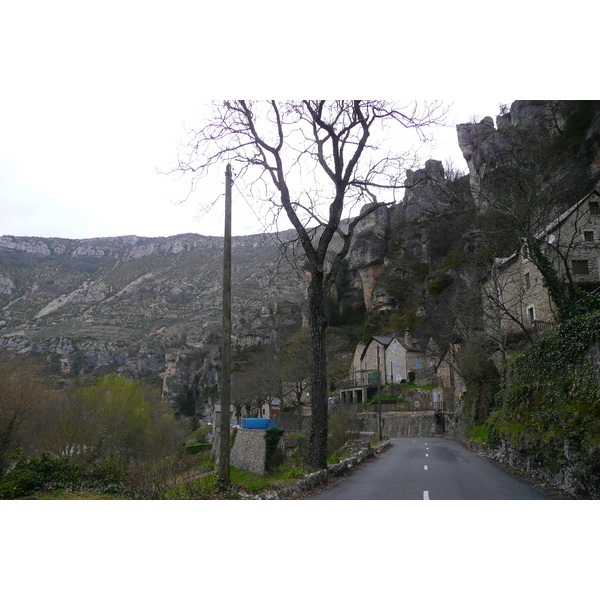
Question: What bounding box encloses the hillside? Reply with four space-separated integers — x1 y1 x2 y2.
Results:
0 232 306 417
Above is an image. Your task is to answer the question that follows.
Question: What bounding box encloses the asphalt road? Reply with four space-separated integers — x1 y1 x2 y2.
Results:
313 438 564 500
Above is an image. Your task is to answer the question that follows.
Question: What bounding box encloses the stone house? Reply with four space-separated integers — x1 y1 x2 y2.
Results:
340 331 429 403
259 397 281 420
429 338 467 412
482 188 600 342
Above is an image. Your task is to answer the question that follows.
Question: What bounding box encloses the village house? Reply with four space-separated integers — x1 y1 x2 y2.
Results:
338 330 468 412
429 336 467 411
340 330 431 403
482 188 600 345
259 397 281 420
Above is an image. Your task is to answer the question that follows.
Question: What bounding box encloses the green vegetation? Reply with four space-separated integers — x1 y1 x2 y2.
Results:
0 451 126 499
427 274 453 296
264 427 285 472
399 382 435 391
469 311 600 495
366 395 406 405
328 405 359 457
0 356 194 499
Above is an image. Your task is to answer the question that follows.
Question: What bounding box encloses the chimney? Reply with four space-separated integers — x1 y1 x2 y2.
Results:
404 329 412 346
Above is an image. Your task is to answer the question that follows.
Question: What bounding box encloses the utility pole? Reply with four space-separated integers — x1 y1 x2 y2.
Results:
218 163 232 485
377 345 382 441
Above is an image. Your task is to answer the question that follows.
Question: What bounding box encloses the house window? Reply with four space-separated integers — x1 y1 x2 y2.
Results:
584 230 594 242
395 359 400 367
527 306 535 324
525 273 531 289
414 359 421 369
590 202 600 216
392 343 397 351
572 260 590 275
396 374 402 382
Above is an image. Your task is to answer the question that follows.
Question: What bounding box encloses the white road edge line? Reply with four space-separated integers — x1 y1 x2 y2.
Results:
424 465 428 470
423 490 430 500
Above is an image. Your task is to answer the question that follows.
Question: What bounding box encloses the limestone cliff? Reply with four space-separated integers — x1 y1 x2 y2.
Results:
342 100 600 344
457 100 600 211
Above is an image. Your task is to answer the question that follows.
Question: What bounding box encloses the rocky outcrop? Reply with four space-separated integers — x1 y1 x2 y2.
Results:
403 159 453 222
457 101 600 210
344 159 471 314
348 206 389 310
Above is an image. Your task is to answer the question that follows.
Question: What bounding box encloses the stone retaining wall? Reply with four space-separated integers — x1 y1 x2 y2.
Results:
354 411 438 437
260 441 391 499
230 429 267 474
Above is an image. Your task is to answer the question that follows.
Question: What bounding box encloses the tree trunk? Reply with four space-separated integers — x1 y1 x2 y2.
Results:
308 273 329 469
295 388 303 432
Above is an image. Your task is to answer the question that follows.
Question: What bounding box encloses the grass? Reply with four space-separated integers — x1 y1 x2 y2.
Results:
162 471 219 499
35 490 120 500
327 453 352 465
159 461 312 498
229 465 310 492
400 382 435 391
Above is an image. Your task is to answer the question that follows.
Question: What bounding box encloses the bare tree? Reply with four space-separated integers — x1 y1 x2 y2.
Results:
280 328 312 430
0 355 52 476
171 100 446 468
481 257 536 366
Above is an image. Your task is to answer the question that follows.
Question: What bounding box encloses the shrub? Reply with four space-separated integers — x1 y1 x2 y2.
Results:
328 406 359 457
185 443 212 455
427 274 453 296
264 428 285 472
0 451 127 499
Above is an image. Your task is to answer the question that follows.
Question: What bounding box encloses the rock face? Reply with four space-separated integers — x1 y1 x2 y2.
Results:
349 205 389 310
341 102 600 322
457 100 600 211
0 232 305 419
344 158 472 316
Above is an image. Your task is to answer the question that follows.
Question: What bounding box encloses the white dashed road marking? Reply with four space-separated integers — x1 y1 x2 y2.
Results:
423 491 430 500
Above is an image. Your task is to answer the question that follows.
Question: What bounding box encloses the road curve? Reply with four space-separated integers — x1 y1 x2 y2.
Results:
312 438 564 500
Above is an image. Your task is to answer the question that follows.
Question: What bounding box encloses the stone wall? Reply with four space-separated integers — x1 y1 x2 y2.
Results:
230 429 268 474
354 411 438 438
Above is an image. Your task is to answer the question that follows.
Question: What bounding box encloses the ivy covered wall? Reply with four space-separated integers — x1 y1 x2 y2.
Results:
467 311 600 497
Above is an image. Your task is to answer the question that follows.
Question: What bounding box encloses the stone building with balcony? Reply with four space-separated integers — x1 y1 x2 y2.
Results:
340 330 429 404
482 188 600 350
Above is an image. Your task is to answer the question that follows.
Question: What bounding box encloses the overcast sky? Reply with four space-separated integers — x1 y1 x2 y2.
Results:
0 2 591 242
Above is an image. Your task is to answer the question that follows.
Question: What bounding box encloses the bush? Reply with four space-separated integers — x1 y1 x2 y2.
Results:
427 274 453 296
185 443 212 455
0 451 127 499
264 428 285 472
367 395 405 405
328 406 359 457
